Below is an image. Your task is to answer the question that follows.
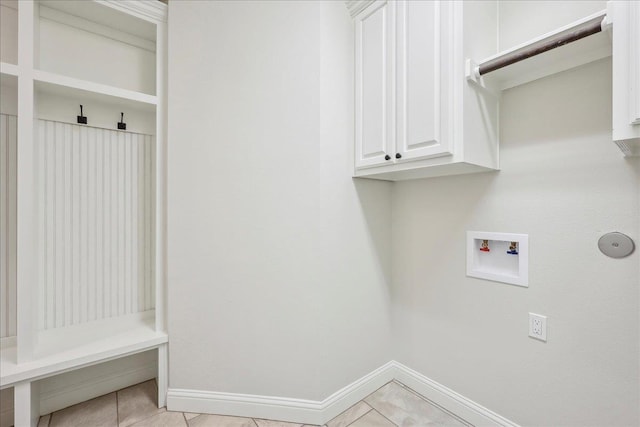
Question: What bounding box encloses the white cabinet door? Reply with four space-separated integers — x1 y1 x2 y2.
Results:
355 0 394 169
612 0 640 154
629 1 640 126
396 0 451 161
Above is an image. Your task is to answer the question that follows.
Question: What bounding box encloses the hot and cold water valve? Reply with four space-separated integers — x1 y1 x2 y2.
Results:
466 231 529 287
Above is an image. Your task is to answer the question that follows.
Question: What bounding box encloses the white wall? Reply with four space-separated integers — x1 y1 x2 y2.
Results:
167 0 392 401
498 1 607 50
167 1 638 424
391 4 638 425
392 57 639 426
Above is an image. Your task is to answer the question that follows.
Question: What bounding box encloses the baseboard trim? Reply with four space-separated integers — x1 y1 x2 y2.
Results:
167 361 396 426
392 363 520 427
167 361 520 426
320 360 396 422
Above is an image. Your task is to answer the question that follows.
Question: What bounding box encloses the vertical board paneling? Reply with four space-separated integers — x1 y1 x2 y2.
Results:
96 128 104 321
38 120 46 332
150 135 156 309
110 129 118 317
131 135 139 313
137 136 145 312
144 134 151 311
36 120 154 330
71 124 80 326
64 122 72 328
1 114 6 338
54 122 65 328
80 126 89 324
0 114 17 338
86 127 96 323
45 121 56 329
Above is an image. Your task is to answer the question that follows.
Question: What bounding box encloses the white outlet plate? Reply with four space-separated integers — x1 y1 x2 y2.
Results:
529 313 547 341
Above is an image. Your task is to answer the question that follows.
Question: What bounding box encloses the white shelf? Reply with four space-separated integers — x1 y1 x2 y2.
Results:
470 10 611 91
0 61 19 77
40 0 159 40
33 69 157 111
0 313 167 387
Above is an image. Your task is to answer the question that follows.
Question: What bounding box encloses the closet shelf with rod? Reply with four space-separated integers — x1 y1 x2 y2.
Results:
465 9 610 91
465 2 640 157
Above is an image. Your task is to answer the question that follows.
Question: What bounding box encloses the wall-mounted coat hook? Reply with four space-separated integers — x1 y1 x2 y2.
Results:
117 112 127 130
77 105 87 124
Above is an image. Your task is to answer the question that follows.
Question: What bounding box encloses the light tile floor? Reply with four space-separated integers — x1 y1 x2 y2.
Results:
35 380 470 427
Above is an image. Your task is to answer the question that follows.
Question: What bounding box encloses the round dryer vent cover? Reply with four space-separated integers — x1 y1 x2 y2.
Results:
598 232 635 258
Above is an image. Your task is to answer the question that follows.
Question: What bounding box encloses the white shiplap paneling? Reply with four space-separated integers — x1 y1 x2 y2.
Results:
37 120 154 330
0 113 17 339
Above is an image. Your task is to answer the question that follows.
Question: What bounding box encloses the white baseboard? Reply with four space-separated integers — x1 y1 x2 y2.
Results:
167 360 520 426
392 363 520 427
167 361 396 426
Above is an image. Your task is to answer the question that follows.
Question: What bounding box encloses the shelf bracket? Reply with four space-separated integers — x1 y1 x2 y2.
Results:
465 59 499 98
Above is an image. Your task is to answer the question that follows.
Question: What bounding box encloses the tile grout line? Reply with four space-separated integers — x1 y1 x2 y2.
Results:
392 380 471 426
116 390 120 427
343 408 374 427
372 408 400 427
117 381 165 427
328 400 374 427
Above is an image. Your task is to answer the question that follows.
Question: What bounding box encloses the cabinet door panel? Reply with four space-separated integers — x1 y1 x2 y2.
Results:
355 1 394 169
630 1 640 125
397 0 451 160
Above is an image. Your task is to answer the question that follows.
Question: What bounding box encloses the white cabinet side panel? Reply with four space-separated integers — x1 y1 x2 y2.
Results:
36 120 155 331
0 114 17 338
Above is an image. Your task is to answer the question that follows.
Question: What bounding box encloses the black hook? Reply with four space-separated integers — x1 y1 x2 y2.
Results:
77 105 87 124
117 112 127 130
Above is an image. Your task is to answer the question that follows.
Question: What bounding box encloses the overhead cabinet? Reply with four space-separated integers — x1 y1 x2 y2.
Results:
611 0 640 155
352 0 499 181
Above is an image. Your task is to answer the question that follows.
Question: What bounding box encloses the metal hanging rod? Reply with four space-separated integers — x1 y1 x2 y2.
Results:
476 15 607 77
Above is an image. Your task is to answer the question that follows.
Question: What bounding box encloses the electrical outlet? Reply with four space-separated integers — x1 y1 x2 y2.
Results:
529 313 547 341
